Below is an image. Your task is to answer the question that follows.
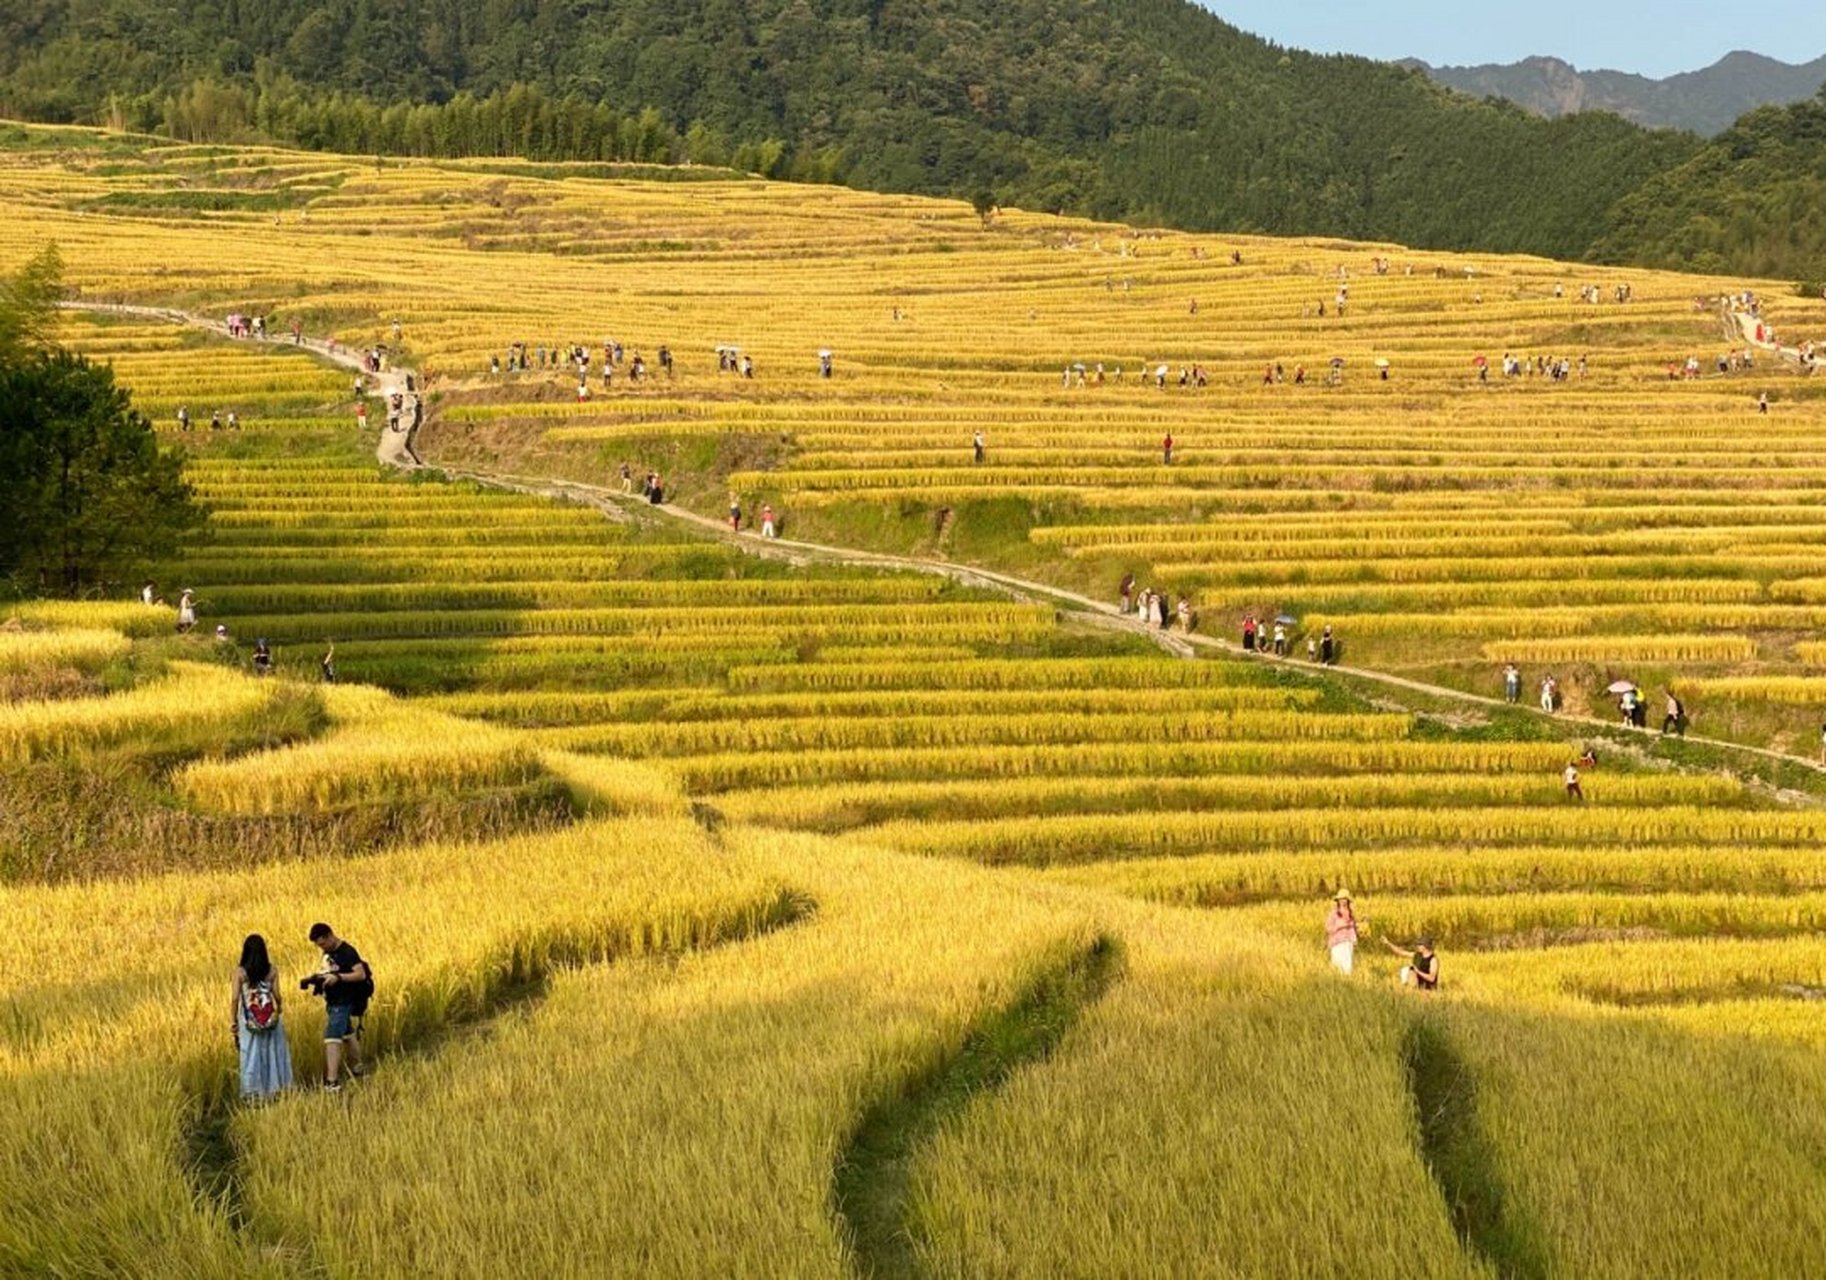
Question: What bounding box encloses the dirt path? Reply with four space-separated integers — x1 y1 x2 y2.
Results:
75 302 1826 784
60 302 423 467
1726 301 1813 371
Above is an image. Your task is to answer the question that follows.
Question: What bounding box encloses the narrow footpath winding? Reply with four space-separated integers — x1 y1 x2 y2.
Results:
79 302 1826 786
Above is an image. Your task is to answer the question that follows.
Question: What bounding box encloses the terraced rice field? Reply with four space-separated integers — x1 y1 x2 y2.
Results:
7 127 1826 1274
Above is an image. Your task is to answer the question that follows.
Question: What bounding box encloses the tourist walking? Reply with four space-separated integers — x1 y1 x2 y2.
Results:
176 589 197 634
231 934 293 1100
1320 625 1336 665
760 504 777 538
973 430 986 464
1564 761 1584 800
1503 663 1521 703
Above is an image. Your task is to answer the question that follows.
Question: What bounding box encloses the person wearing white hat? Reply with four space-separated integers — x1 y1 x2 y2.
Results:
1325 888 1360 975
176 589 197 634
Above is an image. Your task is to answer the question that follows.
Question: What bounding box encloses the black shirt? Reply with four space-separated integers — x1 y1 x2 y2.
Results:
1413 951 1439 990
324 941 372 1009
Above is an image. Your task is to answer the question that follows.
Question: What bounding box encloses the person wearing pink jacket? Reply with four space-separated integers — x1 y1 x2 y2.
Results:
1325 889 1360 975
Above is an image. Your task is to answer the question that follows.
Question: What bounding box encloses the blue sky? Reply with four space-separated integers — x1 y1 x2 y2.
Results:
1201 2 1826 78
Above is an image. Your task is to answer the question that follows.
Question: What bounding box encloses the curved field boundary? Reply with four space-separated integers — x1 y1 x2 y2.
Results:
187 886 812 1249
66 303 1826 786
833 936 1121 1280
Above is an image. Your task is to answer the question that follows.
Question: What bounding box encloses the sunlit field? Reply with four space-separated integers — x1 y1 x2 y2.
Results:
6 125 1826 1275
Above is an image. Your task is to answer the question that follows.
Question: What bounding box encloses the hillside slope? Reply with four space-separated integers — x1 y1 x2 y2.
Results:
1596 89 1826 278
0 0 1697 259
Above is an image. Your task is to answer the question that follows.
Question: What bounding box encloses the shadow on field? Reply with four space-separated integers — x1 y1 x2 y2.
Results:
834 935 1123 1280
1402 1016 1549 1280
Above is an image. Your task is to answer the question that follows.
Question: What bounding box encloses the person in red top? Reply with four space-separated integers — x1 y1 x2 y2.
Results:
1325 889 1360 974
1162 432 1174 465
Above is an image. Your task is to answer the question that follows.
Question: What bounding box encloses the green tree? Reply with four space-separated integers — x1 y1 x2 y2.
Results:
0 242 63 361
0 250 206 596
971 187 997 228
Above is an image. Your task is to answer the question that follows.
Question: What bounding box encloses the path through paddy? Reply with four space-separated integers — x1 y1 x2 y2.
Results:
77 302 1826 791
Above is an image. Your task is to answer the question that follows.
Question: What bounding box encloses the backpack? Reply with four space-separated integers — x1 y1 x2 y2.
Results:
243 977 279 1033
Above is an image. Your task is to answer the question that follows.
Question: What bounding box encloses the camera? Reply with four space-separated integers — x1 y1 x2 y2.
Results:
300 974 327 994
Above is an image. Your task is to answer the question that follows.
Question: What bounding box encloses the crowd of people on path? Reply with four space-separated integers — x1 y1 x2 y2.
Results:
231 922 374 1100
1118 574 1197 633
1056 361 1214 389
1486 351 1586 382
225 311 308 346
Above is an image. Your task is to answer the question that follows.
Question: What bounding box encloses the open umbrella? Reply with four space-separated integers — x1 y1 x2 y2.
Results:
1374 358 1391 369
1606 680 1637 694
818 349 833 359
1274 614 1298 626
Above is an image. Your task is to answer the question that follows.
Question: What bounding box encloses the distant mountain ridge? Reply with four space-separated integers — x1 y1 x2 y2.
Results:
1405 50 1826 135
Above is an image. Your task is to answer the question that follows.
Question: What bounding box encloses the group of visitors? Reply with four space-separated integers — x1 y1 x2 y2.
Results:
1324 889 1438 990
1491 352 1585 381
1113 583 1341 661
492 340 676 389
157 583 337 681
232 923 373 1100
726 496 779 538
225 313 267 341
1507 666 1688 736
175 406 241 431
1117 574 1195 632
1571 283 1631 305
1239 615 1289 656
1057 362 1214 390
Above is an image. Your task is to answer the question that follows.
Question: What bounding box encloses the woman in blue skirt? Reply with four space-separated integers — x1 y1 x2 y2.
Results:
231 934 294 1100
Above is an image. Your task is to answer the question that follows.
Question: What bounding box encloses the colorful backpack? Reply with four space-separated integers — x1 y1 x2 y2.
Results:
243 977 279 1033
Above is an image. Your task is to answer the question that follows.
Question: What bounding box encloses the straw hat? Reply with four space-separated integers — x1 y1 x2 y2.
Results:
1332 888 1352 901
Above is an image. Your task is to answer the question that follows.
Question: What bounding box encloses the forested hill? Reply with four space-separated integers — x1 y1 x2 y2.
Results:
0 0 1700 260
1595 89 1826 282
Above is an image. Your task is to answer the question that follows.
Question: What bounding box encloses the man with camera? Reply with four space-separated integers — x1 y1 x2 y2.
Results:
304 922 372 1092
